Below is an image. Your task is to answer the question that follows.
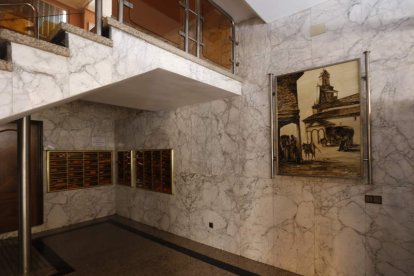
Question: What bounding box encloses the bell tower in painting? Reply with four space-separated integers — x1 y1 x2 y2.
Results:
313 69 339 112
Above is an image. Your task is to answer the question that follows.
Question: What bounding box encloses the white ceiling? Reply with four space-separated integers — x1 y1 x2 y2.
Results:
56 0 92 10
211 0 257 23
243 0 328 23
57 0 323 24
83 69 238 111
211 0 328 23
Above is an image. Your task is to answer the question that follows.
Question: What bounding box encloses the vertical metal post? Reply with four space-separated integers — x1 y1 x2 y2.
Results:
95 0 103 35
18 116 31 275
269 74 275 178
231 21 236 74
184 0 189 52
32 6 39 40
364 51 372 184
196 0 201 57
118 0 124 23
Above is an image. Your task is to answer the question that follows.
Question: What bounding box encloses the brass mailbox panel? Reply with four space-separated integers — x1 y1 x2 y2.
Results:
117 149 173 194
47 151 113 192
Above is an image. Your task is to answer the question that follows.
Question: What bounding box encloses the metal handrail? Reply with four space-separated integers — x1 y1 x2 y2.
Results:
0 2 39 39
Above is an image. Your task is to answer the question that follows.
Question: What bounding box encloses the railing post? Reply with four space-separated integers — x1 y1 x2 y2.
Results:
184 0 189 53
269 74 275 178
18 115 31 276
196 0 201 57
231 21 236 73
118 0 124 23
364 51 373 184
95 0 103 35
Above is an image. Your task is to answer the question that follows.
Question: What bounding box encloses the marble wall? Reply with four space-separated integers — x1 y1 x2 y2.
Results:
115 0 414 275
0 0 411 274
0 101 127 239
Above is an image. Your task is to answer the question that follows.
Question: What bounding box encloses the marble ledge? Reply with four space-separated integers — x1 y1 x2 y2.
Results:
52 23 113 48
104 17 242 82
0 59 12 71
0 29 69 57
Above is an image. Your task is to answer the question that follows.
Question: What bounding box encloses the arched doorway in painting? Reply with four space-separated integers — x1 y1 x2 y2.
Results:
279 123 301 162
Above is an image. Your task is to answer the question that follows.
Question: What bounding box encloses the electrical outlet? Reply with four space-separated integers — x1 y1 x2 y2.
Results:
365 195 382 204
209 222 214 229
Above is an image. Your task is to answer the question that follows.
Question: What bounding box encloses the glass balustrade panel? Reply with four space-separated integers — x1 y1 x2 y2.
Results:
112 0 185 50
0 0 99 42
201 0 232 70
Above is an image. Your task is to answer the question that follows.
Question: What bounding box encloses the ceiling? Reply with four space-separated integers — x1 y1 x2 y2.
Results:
82 69 238 111
56 0 92 10
56 0 324 24
212 0 327 23
211 0 257 23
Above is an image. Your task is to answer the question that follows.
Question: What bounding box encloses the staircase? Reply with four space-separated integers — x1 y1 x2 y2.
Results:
0 17 242 125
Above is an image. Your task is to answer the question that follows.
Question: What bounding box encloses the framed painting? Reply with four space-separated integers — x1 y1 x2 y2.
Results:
273 59 363 178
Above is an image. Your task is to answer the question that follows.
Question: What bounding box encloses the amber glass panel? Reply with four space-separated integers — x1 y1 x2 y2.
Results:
0 0 91 41
188 41 197 56
113 0 184 49
188 12 197 41
188 0 196 11
201 0 232 70
0 3 34 36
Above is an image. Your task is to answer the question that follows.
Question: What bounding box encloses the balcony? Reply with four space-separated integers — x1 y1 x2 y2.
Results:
0 0 236 72
0 0 241 125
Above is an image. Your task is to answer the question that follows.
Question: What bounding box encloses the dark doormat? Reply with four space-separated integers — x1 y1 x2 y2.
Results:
0 238 64 276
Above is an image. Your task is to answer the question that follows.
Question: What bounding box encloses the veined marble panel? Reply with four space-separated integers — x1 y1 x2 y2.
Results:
310 0 364 64
269 10 312 74
238 177 274 264
209 98 241 176
40 185 115 231
33 101 119 150
0 71 12 118
314 183 367 276
238 85 271 178
273 178 315 276
188 174 239 254
11 43 69 114
370 64 414 187
365 185 414 276
68 34 113 96
0 185 115 240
